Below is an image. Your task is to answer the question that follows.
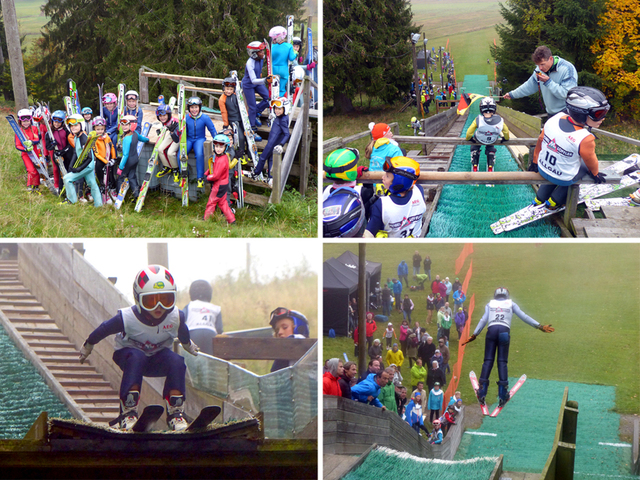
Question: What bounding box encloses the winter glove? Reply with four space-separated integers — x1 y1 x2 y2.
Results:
588 171 607 184
265 75 274 85
182 340 200 356
79 342 94 364
46 135 57 152
539 324 555 333
469 137 477 144
108 158 115 167
500 136 507 143
528 161 539 173
116 168 123 176
461 334 477 346
307 61 317 70
23 140 33 152
274 145 283 154
357 166 369 179
168 121 179 132
156 128 162 136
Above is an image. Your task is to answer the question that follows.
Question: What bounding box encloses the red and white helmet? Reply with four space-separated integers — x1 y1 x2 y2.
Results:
121 114 138 131
133 265 177 312
269 26 287 41
247 41 265 59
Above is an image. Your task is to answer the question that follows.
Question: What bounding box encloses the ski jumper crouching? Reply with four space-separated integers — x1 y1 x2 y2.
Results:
465 97 510 172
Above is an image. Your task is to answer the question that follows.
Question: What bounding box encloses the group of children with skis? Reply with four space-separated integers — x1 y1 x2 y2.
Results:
11 21 316 225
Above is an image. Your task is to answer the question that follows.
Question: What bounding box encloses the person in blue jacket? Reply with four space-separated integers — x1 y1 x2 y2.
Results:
503 45 577 116
115 115 149 202
406 391 430 435
392 279 403 312
242 41 271 142
123 90 143 133
453 287 466 312
351 370 389 409
102 92 119 147
252 97 291 184
185 96 218 188
365 123 404 172
269 26 297 98
397 260 409 287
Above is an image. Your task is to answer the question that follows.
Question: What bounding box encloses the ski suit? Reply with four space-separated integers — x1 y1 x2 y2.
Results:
203 152 235 223
156 117 180 169
253 113 290 177
241 57 270 130
63 132 103 206
182 299 223 356
117 132 149 199
104 107 119 146
473 298 540 400
38 121 61 189
272 41 297 97
466 114 510 169
14 124 43 187
366 185 426 238
219 93 246 157
94 134 117 193
185 112 217 180
85 305 191 402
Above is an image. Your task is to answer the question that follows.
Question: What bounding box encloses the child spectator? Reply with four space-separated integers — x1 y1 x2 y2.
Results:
426 293 436 324
428 382 444 423
439 405 457 435
390 364 403 386
365 312 377 349
465 96 510 172
455 307 466 340
430 419 443 444
368 338 383 363
203 134 236 225
399 319 410 354
364 156 426 238
364 123 403 172
448 391 462 407
453 287 466 312
406 392 430 436
384 322 396 350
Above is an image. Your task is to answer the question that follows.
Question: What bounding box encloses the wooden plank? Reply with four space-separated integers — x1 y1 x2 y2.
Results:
211 337 317 360
393 135 538 146
583 226 640 238
601 205 640 221
140 71 224 86
242 192 268 207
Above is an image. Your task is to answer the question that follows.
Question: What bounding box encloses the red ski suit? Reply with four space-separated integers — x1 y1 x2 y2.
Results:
203 153 236 223
15 124 43 187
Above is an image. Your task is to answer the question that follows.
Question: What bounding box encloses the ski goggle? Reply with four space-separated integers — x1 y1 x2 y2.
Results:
126 95 138 101
270 307 294 325
139 291 176 311
383 158 418 179
270 99 286 108
223 81 236 88
589 104 610 121
120 118 134 125
66 118 82 126
19 115 32 122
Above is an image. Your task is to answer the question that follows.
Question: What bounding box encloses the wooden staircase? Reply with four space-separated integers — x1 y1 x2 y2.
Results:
0 260 120 424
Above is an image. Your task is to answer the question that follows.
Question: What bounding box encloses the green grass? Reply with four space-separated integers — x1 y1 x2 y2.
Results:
323 243 640 416
412 0 502 40
15 0 48 53
0 106 317 237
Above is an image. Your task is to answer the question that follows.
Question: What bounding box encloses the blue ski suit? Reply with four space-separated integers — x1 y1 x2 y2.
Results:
241 58 270 129
254 113 290 177
185 113 217 180
272 42 297 97
104 107 119 146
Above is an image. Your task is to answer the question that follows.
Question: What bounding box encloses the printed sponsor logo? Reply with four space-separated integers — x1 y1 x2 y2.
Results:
163 323 175 330
543 135 572 157
153 281 165 289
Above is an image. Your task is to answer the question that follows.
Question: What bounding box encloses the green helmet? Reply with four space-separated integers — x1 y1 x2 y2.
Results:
324 148 359 181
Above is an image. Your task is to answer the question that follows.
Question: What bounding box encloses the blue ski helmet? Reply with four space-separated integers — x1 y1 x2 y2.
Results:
213 134 230 152
269 307 309 338
383 156 420 195
155 104 172 118
52 111 66 122
81 107 93 115
323 187 365 238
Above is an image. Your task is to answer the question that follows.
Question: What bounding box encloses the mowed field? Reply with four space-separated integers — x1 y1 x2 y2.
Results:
15 0 48 52
322 243 640 415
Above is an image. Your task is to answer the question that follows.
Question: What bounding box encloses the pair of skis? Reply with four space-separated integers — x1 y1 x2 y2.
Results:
109 405 221 433
114 121 151 209
469 370 527 418
177 84 189 207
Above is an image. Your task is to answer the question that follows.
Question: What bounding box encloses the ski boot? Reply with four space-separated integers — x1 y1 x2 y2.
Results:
531 197 544 207
255 116 262 127
118 391 140 430
173 170 181 184
544 198 560 211
487 151 495 172
630 188 640 205
475 379 488 407
197 178 205 189
471 149 480 172
498 382 511 408
252 128 262 143
156 166 172 178
166 394 188 431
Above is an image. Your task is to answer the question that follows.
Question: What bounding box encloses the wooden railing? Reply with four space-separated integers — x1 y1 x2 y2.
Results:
540 387 578 480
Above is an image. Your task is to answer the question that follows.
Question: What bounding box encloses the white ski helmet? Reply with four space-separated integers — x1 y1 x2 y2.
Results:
269 26 287 41
125 90 139 100
292 66 305 85
479 97 497 114
494 287 509 300
247 41 265 59
17 108 32 120
133 265 177 312
270 96 290 115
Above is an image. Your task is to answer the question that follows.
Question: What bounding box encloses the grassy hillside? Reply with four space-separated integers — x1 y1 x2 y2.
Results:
322 243 640 415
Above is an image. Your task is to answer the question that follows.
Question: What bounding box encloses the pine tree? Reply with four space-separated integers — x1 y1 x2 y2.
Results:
324 0 418 113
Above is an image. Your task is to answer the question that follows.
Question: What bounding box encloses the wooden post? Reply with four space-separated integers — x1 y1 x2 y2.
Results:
298 75 311 196
357 244 367 376
411 39 421 117
564 184 580 233
1 0 29 108
139 68 149 104
271 151 282 204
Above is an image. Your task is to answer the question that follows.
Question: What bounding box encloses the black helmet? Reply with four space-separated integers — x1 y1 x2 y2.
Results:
323 187 365 238
189 280 213 302
565 87 610 124
223 77 236 89
494 287 509 300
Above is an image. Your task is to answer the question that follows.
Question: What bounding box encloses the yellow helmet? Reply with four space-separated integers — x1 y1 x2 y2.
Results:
383 156 420 194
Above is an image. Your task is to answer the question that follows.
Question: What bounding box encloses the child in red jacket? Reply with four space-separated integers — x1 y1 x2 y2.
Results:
203 134 236 224
14 108 44 193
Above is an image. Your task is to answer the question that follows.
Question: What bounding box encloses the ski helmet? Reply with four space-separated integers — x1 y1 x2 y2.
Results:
133 265 177 312
269 307 309 338
92 116 106 127
292 66 305 85
247 41 265 59
81 107 93 115
269 26 287 41
292 36 302 46
187 96 203 107
121 114 137 131
565 86 610 124
52 110 66 123
479 97 497 114
65 113 84 127
102 93 117 104
155 104 172 118
125 90 139 100
189 279 213 302
212 133 230 152
270 97 290 115
323 187 366 238
222 77 237 90
383 156 420 195
17 108 32 121
494 287 509 300
32 106 44 122
324 148 359 182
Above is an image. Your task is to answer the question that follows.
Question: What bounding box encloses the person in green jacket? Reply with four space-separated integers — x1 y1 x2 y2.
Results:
437 306 452 343
410 357 427 392
379 367 398 413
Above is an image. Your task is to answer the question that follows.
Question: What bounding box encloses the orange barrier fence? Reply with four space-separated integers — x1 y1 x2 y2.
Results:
454 243 474 276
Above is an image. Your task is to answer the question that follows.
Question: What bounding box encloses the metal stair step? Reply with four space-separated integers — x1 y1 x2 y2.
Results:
28 341 76 349
54 373 105 381
74 397 120 404
81 406 120 413
60 380 113 388
16 327 61 333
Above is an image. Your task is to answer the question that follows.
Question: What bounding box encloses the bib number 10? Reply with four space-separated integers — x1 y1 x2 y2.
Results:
544 151 557 165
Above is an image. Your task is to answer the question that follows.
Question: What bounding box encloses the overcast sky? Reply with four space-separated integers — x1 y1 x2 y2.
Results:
83 239 319 302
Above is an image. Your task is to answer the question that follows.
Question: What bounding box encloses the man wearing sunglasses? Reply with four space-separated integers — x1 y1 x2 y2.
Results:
78 265 199 431
529 86 611 210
